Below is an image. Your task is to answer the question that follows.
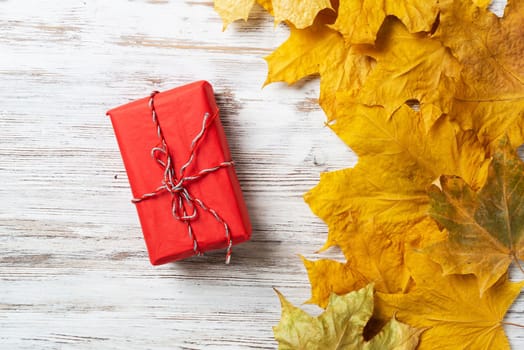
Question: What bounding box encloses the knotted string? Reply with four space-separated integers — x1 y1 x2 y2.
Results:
132 91 234 264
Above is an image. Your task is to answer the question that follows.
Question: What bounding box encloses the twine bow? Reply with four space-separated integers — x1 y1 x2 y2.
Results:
132 91 234 263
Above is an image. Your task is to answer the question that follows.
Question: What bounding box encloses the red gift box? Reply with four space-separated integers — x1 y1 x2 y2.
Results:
107 81 251 265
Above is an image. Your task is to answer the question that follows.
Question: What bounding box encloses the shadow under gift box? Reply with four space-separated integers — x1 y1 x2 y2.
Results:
107 81 252 265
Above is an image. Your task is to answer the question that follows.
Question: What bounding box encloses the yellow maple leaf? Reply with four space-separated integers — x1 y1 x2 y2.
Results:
427 137 524 295
274 284 423 350
436 0 524 148
330 0 438 44
302 225 411 308
303 107 486 308
214 0 255 29
337 17 460 124
303 218 446 308
375 252 524 350
264 14 375 121
305 105 490 242
214 0 330 30
272 0 332 29
264 13 338 86
214 0 272 29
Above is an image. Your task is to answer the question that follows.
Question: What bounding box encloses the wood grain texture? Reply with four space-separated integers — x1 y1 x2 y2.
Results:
0 0 522 349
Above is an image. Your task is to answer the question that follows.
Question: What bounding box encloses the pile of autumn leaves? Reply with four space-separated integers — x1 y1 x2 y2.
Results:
215 0 524 348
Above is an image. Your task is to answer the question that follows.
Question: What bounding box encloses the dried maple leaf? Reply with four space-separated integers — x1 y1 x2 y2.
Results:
375 253 524 350
302 224 411 308
338 17 460 124
331 0 438 44
273 284 423 350
214 0 272 29
303 218 445 308
427 137 524 295
302 105 487 308
436 0 524 148
305 105 489 239
215 0 330 30
214 0 255 29
264 13 338 86
272 0 332 29
264 14 375 122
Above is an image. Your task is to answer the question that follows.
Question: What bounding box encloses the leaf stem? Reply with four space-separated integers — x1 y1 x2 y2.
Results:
503 322 524 328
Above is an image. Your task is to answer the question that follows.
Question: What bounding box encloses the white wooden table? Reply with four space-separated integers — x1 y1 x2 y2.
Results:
0 1 522 349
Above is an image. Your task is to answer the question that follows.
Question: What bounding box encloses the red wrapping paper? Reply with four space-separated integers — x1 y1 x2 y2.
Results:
107 81 251 265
